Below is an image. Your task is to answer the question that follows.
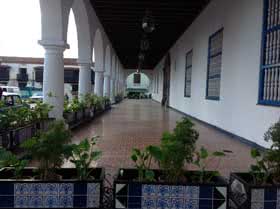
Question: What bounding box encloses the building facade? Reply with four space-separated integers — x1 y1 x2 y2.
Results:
152 0 279 147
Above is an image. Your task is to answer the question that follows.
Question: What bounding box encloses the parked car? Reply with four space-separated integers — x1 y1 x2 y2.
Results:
1 92 22 107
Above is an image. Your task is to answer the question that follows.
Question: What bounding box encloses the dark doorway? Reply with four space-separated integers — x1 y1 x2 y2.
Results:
162 53 171 107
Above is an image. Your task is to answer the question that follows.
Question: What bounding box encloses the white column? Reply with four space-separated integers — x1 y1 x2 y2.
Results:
78 61 92 98
39 41 67 119
94 70 104 96
103 75 110 98
110 78 115 102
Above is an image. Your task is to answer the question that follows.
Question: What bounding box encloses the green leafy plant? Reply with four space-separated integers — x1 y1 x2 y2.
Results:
192 146 225 183
21 121 72 180
151 118 199 182
32 101 52 120
250 149 269 185
69 137 102 180
0 148 28 179
131 146 161 181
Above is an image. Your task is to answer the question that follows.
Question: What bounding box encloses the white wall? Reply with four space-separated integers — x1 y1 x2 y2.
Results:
152 0 279 147
126 73 150 90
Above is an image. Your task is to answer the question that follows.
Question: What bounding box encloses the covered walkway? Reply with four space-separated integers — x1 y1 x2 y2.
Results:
72 99 254 177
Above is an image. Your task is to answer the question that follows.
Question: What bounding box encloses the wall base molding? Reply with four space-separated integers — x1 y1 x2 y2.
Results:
152 98 265 151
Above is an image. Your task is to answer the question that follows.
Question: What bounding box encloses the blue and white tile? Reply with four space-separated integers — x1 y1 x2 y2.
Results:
59 195 73 208
185 199 199 209
251 202 264 209
142 185 158 197
156 198 171 209
44 184 59 196
170 198 184 209
185 186 199 200
157 185 170 197
43 195 59 208
87 195 100 208
142 197 157 209
59 183 74 195
87 183 100 196
15 183 30 195
276 200 280 209
170 186 185 198
30 183 44 195
14 195 29 208
251 189 264 203
277 189 280 202
29 195 43 208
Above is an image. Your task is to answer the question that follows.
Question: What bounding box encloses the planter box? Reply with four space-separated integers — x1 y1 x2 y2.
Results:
76 110 84 121
11 124 35 148
230 173 280 209
64 112 76 125
0 131 12 149
114 169 228 209
0 168 104 208
36 119 54 132
83 108 92 120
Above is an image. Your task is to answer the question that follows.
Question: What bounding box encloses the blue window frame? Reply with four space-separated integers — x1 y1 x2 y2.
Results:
258 0 280 106
206 28 224 100
184 50 193 97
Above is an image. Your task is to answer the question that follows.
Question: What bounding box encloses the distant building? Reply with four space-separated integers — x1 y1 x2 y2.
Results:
0 56 95 99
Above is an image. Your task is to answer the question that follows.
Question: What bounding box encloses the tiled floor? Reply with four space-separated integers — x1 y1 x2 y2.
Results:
70 99 254 179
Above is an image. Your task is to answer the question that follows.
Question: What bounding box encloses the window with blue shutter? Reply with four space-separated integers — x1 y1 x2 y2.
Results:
184 50 193 97
206 28 224 100
259 0 280 106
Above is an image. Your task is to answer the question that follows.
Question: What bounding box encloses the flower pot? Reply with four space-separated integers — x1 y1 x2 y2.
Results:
114 169 228 209
0 168 104 208
229 173 280 209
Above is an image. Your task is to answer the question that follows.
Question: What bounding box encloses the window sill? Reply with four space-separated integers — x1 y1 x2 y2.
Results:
257 100 280 107
206 96 220 101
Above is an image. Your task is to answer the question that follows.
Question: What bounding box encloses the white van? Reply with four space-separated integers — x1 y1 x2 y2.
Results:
0 86 20 94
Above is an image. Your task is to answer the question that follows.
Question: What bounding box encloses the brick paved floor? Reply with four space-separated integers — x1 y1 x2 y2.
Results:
70 99 255 179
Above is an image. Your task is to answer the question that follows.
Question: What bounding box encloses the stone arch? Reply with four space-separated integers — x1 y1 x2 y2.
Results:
72 0 92 62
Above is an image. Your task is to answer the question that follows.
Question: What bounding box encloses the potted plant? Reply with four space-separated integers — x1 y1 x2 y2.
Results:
31 101 53 132
82 93 94 120
114 118 228 209
230 120 280 209
0 121 104 208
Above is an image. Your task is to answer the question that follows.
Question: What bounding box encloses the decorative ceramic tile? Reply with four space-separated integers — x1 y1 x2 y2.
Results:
44 183 59 196
59 195 73 208
29 195 43 208
276 200 280 209
170 198 184 209
30 183 44 195
277 189 280 201
251 202 264 209
185 186 199 200
59 183 74 195
142 197 157 209
87 183 100 208
87 183 100 196
43 195 59 208
264 188 277 201
87 195 100 208
15 183 30 195
170 186 185 198
157 185 170 197
185 199 199 209
14 195 29 208
156 198 171 209
251 189 264 202
199 186 213 199
142 185 158 197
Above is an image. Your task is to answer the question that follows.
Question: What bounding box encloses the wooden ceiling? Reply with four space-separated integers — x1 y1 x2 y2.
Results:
90 0 211 69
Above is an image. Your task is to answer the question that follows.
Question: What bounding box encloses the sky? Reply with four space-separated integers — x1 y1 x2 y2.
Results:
0 0 78 58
